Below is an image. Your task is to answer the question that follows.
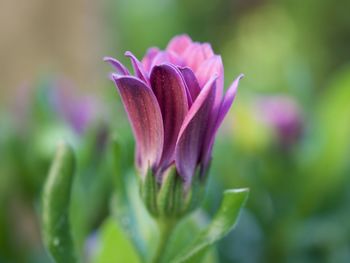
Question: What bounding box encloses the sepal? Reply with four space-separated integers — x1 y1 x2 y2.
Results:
140 166 206 219
140 168 159 216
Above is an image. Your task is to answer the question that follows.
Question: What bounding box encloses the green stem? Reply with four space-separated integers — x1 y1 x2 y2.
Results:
152 220 177 263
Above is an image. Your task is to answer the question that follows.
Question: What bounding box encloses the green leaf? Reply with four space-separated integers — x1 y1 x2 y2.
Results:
171 188 249 263
42 141 77 263
162 211 218 263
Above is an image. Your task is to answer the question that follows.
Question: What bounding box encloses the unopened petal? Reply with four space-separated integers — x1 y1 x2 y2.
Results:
113 75 164 176
201 74 243 168
179 67 201 103
103 57 130 76
183 43 207 72
175 76 217 184
142 47 160 71
150 64 189 172
196 55 224 89
196 55 224 126
166 34 193 55
201 43 215 58
125 51 150 85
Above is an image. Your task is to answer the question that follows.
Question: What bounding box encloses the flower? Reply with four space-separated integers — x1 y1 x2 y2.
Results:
256 95 303 147
105 35 243 186
51 78 101 135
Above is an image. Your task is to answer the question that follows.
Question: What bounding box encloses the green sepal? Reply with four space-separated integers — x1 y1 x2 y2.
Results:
42 141 77 263
157 169 176 217
172 175 185 218
141 166 208 220
140 169 159 216
183 169 206 215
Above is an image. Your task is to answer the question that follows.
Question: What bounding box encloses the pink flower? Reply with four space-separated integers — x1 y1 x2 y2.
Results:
256 95 303 147
105 35 243 185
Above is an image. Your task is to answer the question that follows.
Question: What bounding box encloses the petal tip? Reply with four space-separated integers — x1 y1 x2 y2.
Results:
103 56 112 62
124 51 133 57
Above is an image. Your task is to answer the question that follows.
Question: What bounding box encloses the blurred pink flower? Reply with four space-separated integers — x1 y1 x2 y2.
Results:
51 78 101 134
256 95 303 147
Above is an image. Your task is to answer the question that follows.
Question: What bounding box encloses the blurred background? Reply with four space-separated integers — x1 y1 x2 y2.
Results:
1 0 350 262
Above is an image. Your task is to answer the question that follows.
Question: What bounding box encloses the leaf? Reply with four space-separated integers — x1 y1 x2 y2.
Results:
171 188 249 263
162 211 218 263
42 141 77 263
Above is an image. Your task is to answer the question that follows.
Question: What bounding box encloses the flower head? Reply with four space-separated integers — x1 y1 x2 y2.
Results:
51 78 101 135
256 95 303 147
105 35 243 187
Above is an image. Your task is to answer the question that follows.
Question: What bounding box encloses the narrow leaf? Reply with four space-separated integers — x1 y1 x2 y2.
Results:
172 188 249 263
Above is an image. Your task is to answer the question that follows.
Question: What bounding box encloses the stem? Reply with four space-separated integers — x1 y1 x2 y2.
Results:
152 220 176 263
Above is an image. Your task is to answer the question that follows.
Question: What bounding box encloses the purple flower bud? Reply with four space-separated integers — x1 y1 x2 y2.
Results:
105 35 243 189
256 95 303 147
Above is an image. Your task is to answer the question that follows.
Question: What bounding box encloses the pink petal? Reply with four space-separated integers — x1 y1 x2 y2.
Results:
175 76 217 183
103 57 130 75
125 51 150 85
179 67 201 103
195 55 224 89
150 64 189 172
142 47 160 72
149 51 183 68
166 34 193 55
183 43 216 72
113 75 164 177
201 74 243 168
201 43 215 58
196 55 225 128
183 43 207 72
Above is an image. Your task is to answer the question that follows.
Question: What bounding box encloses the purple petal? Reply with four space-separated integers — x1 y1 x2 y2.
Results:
150 64 189 172
179 67 201 104
196 55 224 128
125 51 150 85
103 57 130 75
175 76 217 184
201 74 243 169
215 74 243 128
112 75 164 176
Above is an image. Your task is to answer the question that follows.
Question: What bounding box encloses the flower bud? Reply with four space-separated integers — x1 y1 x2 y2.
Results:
105 35 242 218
